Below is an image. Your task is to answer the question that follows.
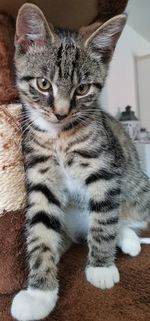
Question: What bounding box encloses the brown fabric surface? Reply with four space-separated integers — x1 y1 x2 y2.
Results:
0 12 18 104
0 211 26 294
0 210 150 321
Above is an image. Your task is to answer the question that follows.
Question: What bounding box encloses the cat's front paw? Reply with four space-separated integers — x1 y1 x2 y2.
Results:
85 265 120 289
117 227 141 256
11 287 58 321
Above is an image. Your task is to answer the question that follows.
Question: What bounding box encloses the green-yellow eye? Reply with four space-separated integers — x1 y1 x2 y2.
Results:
37 78 51 91
75 84 90 96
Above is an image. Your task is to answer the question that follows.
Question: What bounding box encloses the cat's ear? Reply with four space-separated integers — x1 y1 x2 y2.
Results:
15 3 58 53
80 14 126 62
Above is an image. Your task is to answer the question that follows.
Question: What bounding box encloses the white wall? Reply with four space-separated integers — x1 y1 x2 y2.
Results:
105 24 150 117
136 55 150 132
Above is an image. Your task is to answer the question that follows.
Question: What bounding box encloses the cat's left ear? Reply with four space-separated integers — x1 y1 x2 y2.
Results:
80 14 127 62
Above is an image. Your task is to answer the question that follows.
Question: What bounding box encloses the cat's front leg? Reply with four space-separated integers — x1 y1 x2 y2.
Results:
85 173 121 289
11 157 66 321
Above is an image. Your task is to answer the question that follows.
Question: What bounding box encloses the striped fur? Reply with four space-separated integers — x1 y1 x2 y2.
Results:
11 4 150 321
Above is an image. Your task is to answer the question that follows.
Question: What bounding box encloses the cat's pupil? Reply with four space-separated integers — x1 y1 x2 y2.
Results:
42 79 48 87
79 85 84 92
37 78 51 91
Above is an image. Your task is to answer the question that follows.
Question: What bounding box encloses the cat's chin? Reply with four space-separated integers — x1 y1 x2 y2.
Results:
47 118 72 129
47 117 71 128
48 120 64 125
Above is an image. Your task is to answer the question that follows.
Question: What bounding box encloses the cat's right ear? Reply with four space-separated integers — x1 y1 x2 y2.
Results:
15 3 59 53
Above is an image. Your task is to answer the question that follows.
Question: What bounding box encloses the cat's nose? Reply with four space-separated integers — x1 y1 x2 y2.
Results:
55 113 68 121
54 97 70 120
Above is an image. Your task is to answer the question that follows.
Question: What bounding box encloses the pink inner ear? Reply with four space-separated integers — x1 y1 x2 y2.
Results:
15 4 57 51
16 4 46 37
15 10 47 52
16 12 30 39
16 36 47 52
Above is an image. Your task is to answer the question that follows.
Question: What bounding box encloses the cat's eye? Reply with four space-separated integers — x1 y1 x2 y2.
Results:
75 84 91 96
37 78 51 91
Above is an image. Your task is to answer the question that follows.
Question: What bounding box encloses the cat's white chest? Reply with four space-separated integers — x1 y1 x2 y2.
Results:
56 145 90 241
65 172 84 201
64 205 90 242
60 156 86 204
55 144 78 192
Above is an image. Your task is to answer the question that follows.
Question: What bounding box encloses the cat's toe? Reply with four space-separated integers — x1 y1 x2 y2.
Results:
85 265 120 289
11 287 58 321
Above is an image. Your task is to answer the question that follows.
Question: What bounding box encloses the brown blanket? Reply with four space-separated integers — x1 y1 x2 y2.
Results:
0 211 150 321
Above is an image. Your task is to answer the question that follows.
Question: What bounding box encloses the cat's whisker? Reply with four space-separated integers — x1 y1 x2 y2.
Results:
19 116 41 141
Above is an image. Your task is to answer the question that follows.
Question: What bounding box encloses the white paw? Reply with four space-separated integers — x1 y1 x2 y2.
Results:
117 227 141 256
85 265 120 289
119 238 141 256
11 287 58 321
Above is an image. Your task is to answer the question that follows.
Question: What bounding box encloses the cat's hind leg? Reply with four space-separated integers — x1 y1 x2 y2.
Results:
118 170 150 256
117 200 150 257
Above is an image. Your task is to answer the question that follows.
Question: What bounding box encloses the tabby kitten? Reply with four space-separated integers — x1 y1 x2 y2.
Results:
11 4 150 321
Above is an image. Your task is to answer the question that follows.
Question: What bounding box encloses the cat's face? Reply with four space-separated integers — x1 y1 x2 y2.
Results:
15 4 126 128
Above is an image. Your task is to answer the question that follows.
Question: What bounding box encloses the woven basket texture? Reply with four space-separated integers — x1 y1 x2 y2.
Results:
0 104 26 216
